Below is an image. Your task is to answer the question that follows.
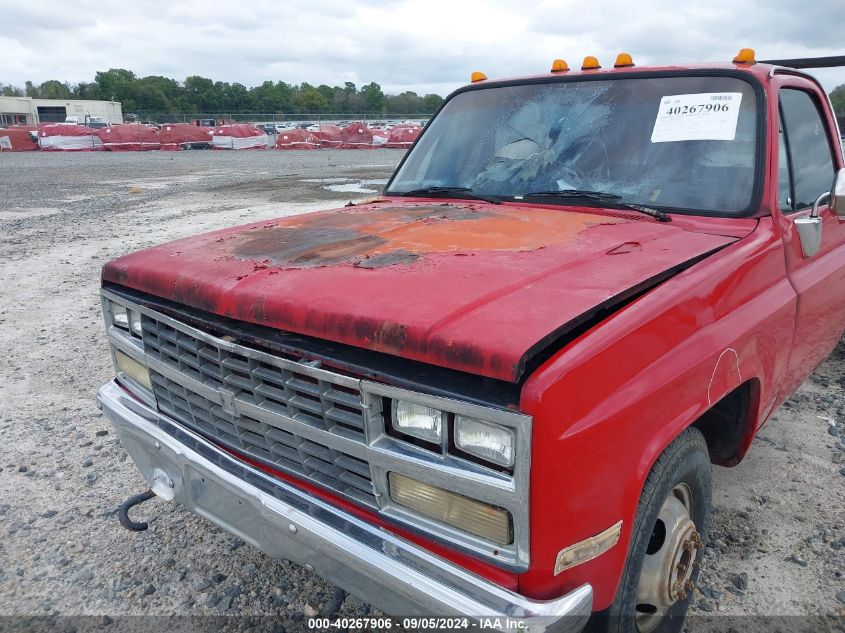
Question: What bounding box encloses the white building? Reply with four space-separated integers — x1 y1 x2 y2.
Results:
0 96 122 126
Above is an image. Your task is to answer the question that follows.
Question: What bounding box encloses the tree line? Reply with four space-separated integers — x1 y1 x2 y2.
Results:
2 69 843 118
830 84 845 118
0 68 445 116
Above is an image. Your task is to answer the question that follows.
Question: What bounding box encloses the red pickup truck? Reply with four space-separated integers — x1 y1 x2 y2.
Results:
97 50 845 632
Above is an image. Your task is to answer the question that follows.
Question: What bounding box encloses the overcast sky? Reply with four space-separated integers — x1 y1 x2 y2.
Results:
1 0 843 96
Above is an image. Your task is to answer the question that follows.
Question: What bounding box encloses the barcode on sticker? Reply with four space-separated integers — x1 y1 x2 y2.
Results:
651 92 743 142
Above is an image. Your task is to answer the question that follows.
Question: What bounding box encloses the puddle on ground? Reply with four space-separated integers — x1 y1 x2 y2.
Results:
321 178 388 194
300 177 351 184
0 207 60 220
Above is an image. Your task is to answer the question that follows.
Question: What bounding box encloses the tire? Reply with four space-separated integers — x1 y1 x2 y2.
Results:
589 427 712 633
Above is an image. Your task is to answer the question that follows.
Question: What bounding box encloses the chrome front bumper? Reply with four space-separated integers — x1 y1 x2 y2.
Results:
97 380 592 632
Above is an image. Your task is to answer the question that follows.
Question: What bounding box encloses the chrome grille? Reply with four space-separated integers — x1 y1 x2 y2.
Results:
141 316 377 507
103 286 533 569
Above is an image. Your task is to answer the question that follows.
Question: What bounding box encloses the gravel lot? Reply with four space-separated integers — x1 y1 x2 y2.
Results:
1 151 843 631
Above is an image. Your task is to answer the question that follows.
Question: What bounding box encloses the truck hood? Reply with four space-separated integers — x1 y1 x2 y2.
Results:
103 201 738 382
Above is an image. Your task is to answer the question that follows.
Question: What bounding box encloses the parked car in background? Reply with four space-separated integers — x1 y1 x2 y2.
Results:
64 115 109 128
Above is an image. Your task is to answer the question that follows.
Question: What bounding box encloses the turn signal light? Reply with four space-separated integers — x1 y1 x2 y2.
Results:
389 472 513 545
470 71 488 83
581 56 601 70
114 349 152 391
550 59 569 72
733 48 756 64
614 53 634 68
554 520 623 574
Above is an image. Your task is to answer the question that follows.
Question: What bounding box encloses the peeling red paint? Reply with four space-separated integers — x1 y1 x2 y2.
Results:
102 201 742 381
607 242 642 255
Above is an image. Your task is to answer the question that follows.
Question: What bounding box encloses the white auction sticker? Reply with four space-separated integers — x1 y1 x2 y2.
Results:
651 92 743 143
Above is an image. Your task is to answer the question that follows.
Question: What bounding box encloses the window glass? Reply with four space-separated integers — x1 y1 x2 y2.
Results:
389 76 759 214
777 113 793 210
780 89 835 209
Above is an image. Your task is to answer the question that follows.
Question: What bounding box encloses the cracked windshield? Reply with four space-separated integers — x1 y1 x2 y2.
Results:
388 75 758 213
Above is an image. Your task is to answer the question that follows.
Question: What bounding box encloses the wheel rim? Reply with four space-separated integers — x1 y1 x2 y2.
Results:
635 483 703 633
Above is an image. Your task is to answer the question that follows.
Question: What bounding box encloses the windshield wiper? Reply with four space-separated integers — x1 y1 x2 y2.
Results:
523 189 622 201
397 186 502 205
521 190 671 222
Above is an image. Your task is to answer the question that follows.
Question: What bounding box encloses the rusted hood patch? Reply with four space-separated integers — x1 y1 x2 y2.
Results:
226 203 595 269
102 202 736 381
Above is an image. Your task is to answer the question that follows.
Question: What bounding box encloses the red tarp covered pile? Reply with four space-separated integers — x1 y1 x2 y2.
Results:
211 124 267 150
96 124 161 151
370 128 390 147
312 124 342 148
38 124 103 151
384 124 422 149
0 128 39 151
11 125 39 138
159 124 214 150
340 122 374 149
274 128 321 150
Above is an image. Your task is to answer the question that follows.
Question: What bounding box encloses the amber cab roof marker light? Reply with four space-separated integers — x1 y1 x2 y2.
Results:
581 56 601 70
733 48 756 64
614 53 634 68
550 59 569 73
470 71 488 83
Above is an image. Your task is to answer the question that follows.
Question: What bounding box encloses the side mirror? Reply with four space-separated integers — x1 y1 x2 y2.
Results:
795 215 822 257
832 168 845 217
795 170 845 258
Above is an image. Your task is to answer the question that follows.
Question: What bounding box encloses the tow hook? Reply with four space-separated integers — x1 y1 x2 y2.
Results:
117 488 156 531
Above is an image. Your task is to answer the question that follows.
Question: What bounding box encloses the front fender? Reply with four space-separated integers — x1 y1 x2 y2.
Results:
515 217 796 608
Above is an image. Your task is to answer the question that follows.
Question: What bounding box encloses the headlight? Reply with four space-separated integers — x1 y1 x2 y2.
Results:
389 472 512 545
128 309 143 337
113 349 152 391
392 400 444 443
454 416 515 467
109 301 142 338
110 302 129 328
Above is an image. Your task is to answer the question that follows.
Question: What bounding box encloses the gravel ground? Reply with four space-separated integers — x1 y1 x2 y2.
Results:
1 151 843 631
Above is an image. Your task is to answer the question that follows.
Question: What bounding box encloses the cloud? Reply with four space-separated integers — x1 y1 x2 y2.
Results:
0 0 842 94
0 6 96 34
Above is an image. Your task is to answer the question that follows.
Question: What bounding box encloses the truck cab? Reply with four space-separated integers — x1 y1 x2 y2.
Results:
97 49 845 632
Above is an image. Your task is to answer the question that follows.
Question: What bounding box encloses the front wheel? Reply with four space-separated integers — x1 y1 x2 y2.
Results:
591 427 712 633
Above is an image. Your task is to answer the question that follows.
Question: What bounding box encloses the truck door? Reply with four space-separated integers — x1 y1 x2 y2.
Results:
773 75 845 398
